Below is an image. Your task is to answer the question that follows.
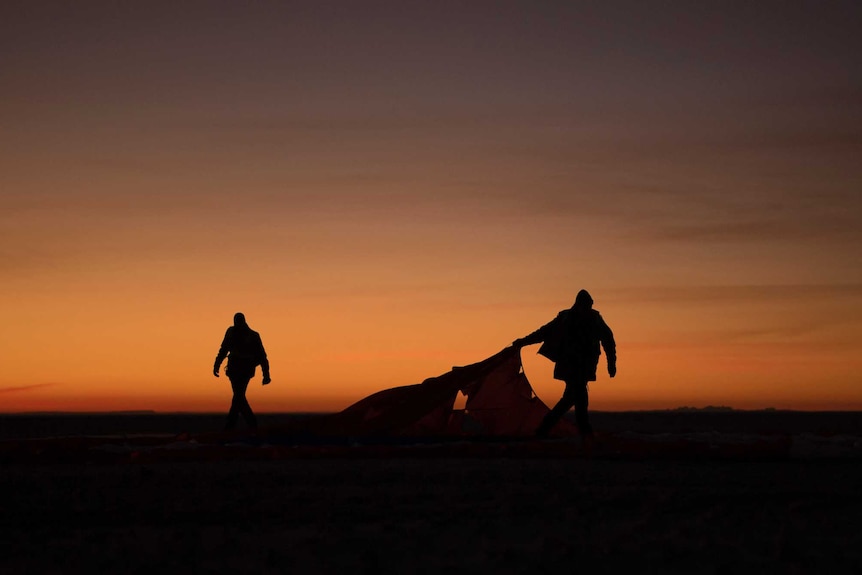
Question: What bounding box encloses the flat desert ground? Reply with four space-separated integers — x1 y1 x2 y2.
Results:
2 412 861 574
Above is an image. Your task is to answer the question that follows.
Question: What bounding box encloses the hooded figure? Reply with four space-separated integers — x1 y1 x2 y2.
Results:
213 312 271 430
513 290 616 438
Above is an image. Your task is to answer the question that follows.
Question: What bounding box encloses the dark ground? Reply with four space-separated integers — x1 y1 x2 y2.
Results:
2 458 861 574
1 412 860 574
3 410 862 440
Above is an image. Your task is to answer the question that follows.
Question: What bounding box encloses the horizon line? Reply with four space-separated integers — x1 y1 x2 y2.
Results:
3 407 862 416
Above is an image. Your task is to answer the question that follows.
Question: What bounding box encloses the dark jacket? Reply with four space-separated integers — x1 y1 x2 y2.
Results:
521 307 615 382
215 325 269 380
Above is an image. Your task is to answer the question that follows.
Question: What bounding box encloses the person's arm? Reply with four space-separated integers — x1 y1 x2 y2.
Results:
213 327 232 377
513 315 559 348
599 316 616 377
257 334 271 385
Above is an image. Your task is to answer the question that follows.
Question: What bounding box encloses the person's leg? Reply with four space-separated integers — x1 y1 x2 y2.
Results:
571 380 593 436
536 386 578 437
226 376 253 430
238 385 258 429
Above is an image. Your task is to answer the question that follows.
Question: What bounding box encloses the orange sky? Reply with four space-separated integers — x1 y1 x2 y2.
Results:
2 2 861 412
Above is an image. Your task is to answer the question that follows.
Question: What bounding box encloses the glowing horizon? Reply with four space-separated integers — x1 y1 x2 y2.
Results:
2 2 861 414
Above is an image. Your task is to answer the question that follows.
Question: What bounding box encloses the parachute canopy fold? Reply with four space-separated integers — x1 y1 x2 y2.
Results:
288 347 576 438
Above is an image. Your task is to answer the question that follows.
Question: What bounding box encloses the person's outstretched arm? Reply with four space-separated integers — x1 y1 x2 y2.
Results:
513 315 559 348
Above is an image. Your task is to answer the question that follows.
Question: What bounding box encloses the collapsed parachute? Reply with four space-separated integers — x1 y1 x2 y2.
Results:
279 346 577 438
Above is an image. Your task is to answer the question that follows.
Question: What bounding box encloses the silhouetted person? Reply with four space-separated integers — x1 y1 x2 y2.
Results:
213 312 271 430
513 289 616 439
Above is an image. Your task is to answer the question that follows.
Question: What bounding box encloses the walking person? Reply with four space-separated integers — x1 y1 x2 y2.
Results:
513 290 616 439
213 312 271 430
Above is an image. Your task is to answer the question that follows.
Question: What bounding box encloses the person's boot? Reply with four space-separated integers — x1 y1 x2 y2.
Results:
535 418 551 439
225 409 238 431
581 432 599 454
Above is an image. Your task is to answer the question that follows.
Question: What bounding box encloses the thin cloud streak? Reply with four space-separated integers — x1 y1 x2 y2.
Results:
607 284 862 305
0 383 56 394
645 220 858 244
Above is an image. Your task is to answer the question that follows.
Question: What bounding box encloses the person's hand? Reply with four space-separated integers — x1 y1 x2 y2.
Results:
262 375 271 386
608 363 617 378
213 367 220 377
